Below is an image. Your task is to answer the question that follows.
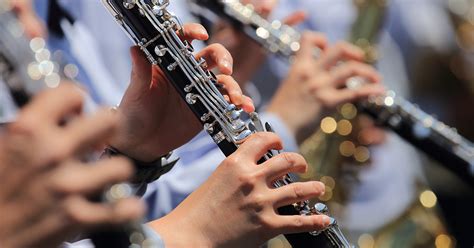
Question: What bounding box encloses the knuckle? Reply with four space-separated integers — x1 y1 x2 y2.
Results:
299 65 314 77
292 217 305 228
47 140 74 164
237 176 250 192
281 153 303 168
247 193 267 212
225 154 241 167
292 184 305 198
281 152 294 165
252 169 266 180
256 215 273 231
238 173 257 187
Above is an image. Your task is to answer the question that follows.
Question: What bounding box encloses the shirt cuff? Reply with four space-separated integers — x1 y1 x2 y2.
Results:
259 112 298 152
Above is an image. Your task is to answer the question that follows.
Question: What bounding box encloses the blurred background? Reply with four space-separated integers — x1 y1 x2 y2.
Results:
3 0 472 247
248 0 474 247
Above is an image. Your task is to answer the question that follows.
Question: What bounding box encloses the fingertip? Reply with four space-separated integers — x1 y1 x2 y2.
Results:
223 95 230 102
108 157 134 180
297 10 308 18
356 48 365 57
115 197 146 222
230 90 244 105
243 105 255 113
375 85 387 94
130 46 143 65
129 197 147 216
376 74 383 83
196 29 210 41
371 75 381 84
321 215 331 227
96 107 119 121
316 181 325 195
184 23 209 41
367 68 382 83
129 45 140 55
242 96 255 113
194 24 210 40
336 42 364 60
303 164 308 173
220 58 233 75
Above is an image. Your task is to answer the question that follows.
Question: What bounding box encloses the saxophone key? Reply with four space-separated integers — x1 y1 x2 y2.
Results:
314 202 329 215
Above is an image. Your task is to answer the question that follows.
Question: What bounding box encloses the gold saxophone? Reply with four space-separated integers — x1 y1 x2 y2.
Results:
300 0 387 205
300 1 454 247
448 0 474 93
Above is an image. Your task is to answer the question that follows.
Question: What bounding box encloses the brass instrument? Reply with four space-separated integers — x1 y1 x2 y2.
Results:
303 1 455 247
448 0 474 92
300 0 389 204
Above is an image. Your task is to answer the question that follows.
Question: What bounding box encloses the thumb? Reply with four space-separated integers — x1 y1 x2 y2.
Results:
130 46 152 88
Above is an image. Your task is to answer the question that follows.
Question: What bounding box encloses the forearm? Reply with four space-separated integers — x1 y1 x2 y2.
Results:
147 214 214 248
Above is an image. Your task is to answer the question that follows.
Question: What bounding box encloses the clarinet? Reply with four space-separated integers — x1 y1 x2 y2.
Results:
0 2 49 107
190 0 474 186
0 6 152 248
101 0 353 247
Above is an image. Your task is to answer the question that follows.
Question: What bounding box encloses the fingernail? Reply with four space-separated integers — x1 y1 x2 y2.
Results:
221 59 232 71
317 182 326 195
322 215 331 226
199 28 209 36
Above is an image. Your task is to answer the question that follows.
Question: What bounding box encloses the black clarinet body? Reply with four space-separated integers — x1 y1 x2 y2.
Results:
102 0 353 247
360 93 474 186
191 0 474 187
106 0 254 156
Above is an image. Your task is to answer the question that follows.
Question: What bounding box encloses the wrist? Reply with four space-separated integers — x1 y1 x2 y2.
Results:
108 107 164 162
148 214 215 248
102 147 177 185
266 106 298 137
266 107 319 145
